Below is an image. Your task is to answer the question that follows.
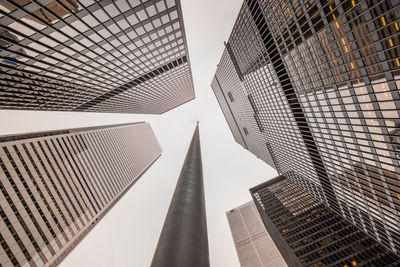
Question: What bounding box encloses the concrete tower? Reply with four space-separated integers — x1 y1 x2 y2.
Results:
151 124 210 267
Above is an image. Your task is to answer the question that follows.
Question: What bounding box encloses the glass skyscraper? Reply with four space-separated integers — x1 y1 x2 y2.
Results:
212 0 400 254
250 175 400 266
0 0 194 113
0 122 161 266
226 201 287 267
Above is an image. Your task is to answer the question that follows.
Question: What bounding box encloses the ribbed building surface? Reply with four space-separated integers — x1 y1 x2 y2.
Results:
226 201 287 267
250 175 400 267
212 0 400 254
0 122 162 267
0 0 194 114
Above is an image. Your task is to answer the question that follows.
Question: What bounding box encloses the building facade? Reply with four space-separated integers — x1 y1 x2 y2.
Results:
212 0 400 254
250 175 400 266
0 122 162 267
0 0 194 114
151 124 209 267
226 201 287 267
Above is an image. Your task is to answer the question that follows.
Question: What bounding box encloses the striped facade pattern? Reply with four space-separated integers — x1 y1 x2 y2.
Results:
212 0 400 255
0 0 194 114
226 201 287 267
0 122 162 267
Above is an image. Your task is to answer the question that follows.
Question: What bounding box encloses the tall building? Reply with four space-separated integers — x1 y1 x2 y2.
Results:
212 0 400 254
0 122 162 267
226 201 287 267
151 124 209 267
250 175 400 266
0 0 194 114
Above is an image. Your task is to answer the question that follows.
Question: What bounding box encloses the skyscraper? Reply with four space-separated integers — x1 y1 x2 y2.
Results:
226 201 287 267
0 122 162 267
250 175 400 266
151 124 209 267
212 0 400 254
0 0 194 114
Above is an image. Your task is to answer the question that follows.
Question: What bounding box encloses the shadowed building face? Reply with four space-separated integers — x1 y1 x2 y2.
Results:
250 175 400 266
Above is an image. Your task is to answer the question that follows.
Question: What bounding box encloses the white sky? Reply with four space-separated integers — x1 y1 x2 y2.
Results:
0 0 277 266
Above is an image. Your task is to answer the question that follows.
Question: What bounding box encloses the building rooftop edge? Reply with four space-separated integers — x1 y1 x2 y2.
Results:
0 121 146 143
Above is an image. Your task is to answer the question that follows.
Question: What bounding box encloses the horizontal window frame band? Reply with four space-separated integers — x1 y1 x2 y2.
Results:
74 56 187 110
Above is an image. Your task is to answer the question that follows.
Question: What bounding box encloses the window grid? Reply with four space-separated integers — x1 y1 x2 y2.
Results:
0 0 194 114
212 0 400 255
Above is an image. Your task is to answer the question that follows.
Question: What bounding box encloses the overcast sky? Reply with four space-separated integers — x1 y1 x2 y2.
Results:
0 0 277 266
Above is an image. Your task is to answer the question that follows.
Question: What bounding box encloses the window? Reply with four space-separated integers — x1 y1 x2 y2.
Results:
227 91 234 102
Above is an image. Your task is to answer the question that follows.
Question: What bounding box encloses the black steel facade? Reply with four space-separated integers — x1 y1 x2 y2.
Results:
0 0 194 114
212 0 400 254
250 175 400 266
151 124 210 267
